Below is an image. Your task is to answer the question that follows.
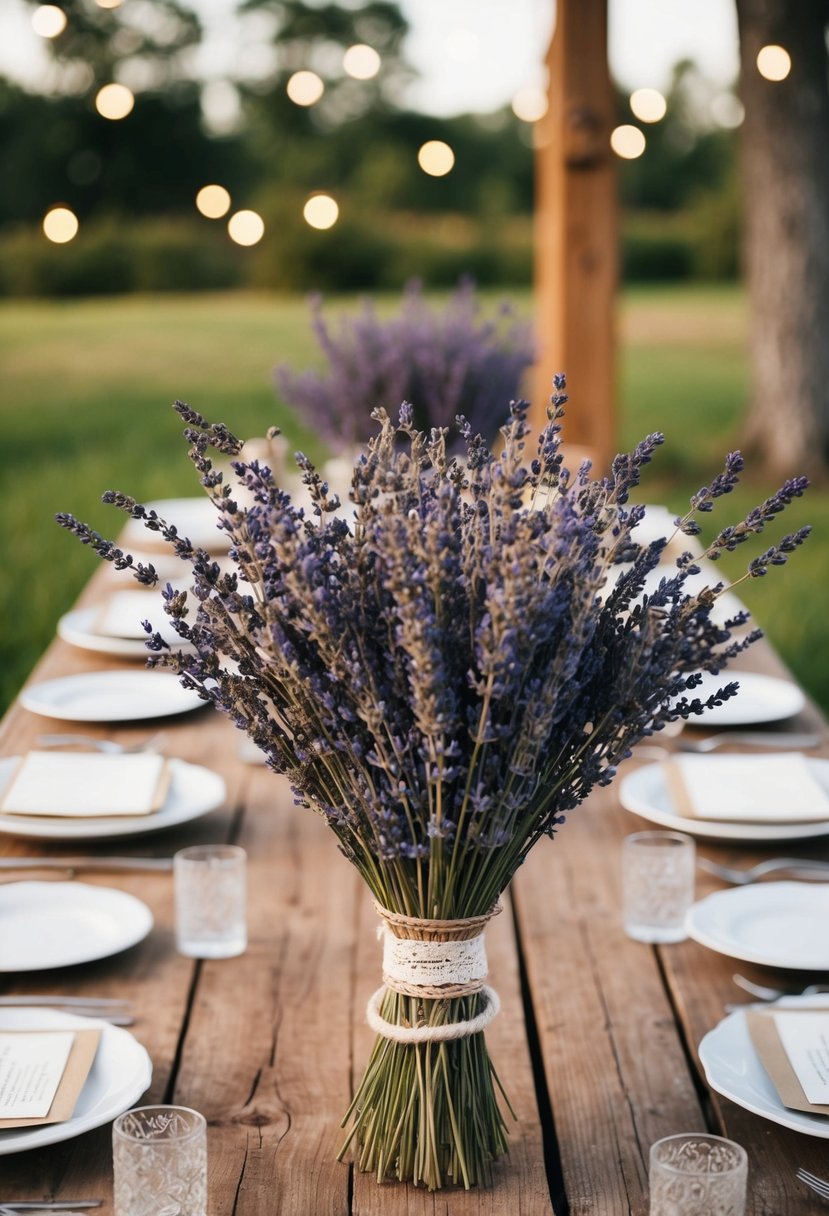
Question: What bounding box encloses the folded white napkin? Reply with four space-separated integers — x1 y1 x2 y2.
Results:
665 752 829 823
0 751 170 818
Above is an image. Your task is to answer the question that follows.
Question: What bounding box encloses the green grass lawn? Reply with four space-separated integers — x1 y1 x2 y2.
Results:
1 284 825 716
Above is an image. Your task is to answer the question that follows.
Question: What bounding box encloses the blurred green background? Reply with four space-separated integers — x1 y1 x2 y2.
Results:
1 282 823 715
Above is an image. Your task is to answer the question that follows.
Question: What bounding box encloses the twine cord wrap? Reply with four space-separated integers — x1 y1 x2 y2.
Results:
366 984 501 1044
366 901 502 1043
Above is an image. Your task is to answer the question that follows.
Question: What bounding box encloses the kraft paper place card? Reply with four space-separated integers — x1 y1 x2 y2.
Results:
747 1008 829 1116
0 751 170 818
0 1028 101 1129
663 753 829 824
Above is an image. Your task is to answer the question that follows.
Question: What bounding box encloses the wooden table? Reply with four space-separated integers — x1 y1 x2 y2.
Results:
1 566 828 1214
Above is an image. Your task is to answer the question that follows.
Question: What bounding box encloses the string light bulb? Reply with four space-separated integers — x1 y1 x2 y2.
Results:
31 5 67 38
95 83 134 120
227 210 265 246
342 44 381 80
43 207 79 244
417 140 455 177
303 195 339 230
629 88 667 123
610 125 646 159
286 71 324 106
756 45 791 81
511 87 548 123
196 185 231 219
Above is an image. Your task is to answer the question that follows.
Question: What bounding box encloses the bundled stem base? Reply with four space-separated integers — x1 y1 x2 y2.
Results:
340 990 512 1189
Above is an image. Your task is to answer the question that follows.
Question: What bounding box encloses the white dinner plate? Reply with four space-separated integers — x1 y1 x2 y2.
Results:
686 882 829 970
619 757 829 842
0 756 225 840
682 671 806 726
120 496 230 553
20 671 205 723
699 994 829 1138
58 607 190 660
0 881 153 971
0 1007 152 1154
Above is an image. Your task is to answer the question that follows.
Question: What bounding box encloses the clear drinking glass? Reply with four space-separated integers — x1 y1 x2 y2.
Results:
649 1133 747 1215
113 1105 207 1216
622 830 695 943
174 844 247 959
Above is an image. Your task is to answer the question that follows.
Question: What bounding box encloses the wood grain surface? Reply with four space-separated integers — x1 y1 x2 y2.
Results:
1 568 828 1213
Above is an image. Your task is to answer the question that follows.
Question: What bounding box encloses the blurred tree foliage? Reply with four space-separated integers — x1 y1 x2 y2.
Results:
2 0 740 293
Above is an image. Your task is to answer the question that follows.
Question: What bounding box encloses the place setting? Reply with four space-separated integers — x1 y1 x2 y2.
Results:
619 812 829 1152
57 588 195 661
619 668 828 843
0 745 226 840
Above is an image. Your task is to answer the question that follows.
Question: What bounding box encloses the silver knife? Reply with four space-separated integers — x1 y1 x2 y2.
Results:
0 857 173 872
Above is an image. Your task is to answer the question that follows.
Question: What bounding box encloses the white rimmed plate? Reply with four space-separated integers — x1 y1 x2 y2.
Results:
686 882 829 970
0 1007 152 1154
683 671 806 726
120 496 230 553
699 994 829 1138
0 881 153 971
58 608 191 660
618 758 829 842
0 756 225 840
20 671 205 723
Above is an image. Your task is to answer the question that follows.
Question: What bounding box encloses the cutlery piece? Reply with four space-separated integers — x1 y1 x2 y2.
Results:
698 856 829 885
796 1168 829 1202
0 995 129 1007
733 974 829 1001
0 1205 102 1212
35 733 166 755
0 856 173 873
678 731 822 754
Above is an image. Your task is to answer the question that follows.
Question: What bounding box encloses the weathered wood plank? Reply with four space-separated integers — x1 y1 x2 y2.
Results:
172 767 360 1215
351 892 554 1215
514 797 708 1216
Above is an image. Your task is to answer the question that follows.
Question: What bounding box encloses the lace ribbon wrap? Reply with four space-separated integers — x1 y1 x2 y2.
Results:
366 902 502 1044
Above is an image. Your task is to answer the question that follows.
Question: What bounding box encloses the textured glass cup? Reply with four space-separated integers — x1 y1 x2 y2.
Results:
622 830 695 943
174 844 247 958
649 1133 747 1215
113 1105 207 1216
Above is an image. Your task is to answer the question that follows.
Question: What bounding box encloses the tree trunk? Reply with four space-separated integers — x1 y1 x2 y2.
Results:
736 0 829 479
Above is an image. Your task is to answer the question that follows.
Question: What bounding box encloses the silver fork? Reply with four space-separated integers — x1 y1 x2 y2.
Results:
698 856 829 884
796 1168 829 1201
35 733 166 754
733 974 829 1001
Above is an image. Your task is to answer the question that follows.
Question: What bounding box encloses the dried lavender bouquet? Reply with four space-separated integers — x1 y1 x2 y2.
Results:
58 384 808 1190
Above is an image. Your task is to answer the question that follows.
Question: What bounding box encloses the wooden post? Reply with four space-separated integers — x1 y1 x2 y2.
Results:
532 0 617 472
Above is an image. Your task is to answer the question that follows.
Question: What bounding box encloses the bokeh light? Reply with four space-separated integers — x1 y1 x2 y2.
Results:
629 88 667 123
31 6 67 38
95 83 135 120
342 44 381 80
610 125 646 159
303 195 339 230
286 70 324 106
196 184 231 219
227 210 265 246
757 45 791 81
711 93 745 129
511 87 548 123
95 0 123 7
43 207 79 244
417 140 455 177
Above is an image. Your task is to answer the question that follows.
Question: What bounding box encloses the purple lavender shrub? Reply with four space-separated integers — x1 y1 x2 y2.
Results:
275 278 534 450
